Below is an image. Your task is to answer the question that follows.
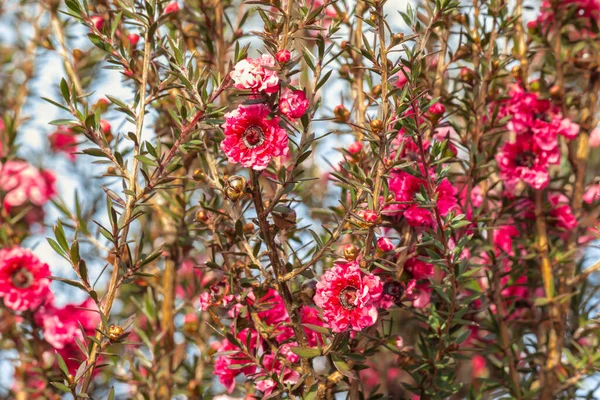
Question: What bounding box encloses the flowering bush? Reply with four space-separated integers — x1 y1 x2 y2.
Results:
1 0 600 399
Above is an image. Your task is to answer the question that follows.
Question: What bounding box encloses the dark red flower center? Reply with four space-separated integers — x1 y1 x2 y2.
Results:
339 285 359 310
515 150 536 168
11 267 33 289
533 113 551 122
243 125 265 149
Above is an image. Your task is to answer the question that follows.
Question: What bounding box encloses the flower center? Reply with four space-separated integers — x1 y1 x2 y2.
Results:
11 267 33 289
339 286 359 310
515 150 536 168
533 113 550 122
243 125 265 149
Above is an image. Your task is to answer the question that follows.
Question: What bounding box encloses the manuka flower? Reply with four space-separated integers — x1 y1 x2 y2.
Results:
278 89 309 119
314 260 383 332
495 133 558 190
0 247 52 312
230 54 280 94
221 103 288 170
0 160 57 209
35 298 99 350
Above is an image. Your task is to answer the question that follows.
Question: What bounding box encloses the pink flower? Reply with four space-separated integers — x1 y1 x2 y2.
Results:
49 127 78 161
590 127 600 147
0 161 57 209
412 283 432 308
279 89 309 119
549 193 577 231
495 134 556 190
314 260 383 332
198 279 233 311
164 1 180 14
493 224 520 255
387 169 458 227
35 299 99 349
405 257 434 280
584 184 600 204
214 329 258 393
393 66 410 89
377 237 394 252
230 54 280 94
0 247 52 312
221 103 289 170
348 141 362 154
276 49 291 63
255 354 300 396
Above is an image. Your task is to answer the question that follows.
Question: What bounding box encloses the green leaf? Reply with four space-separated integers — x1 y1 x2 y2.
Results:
289 347 322 358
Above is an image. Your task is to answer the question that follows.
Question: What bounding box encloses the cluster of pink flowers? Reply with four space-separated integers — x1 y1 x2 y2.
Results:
1 246 100 376
496 85 579 190
222 53 309 170
210 288 324 394
387 168 459 227
531 0 600 30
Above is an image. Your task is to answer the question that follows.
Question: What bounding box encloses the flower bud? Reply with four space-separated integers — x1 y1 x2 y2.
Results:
224 175 247 202
377 237 394 252
333 105 350 123
429 102 445 116
276 49 291 63
526 20 538 32
343 244 360 261
357 209 379 227
90 15 105 31
348 141 363 154
164 1 180 14
459 67 474 84
93 98 110 113
128 33 140 47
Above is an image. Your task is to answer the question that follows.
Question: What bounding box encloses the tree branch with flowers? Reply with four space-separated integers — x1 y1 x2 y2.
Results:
1 0 600 398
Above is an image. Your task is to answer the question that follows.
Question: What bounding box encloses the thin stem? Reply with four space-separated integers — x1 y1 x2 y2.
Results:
79 30 153 394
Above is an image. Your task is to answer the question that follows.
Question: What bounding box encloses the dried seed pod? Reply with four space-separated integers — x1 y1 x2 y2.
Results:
343 244 360 261
108 324 124 341
224 175 247 202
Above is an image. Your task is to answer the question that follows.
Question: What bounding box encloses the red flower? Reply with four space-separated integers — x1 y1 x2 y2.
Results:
220 104 289 170
0 247 52 312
